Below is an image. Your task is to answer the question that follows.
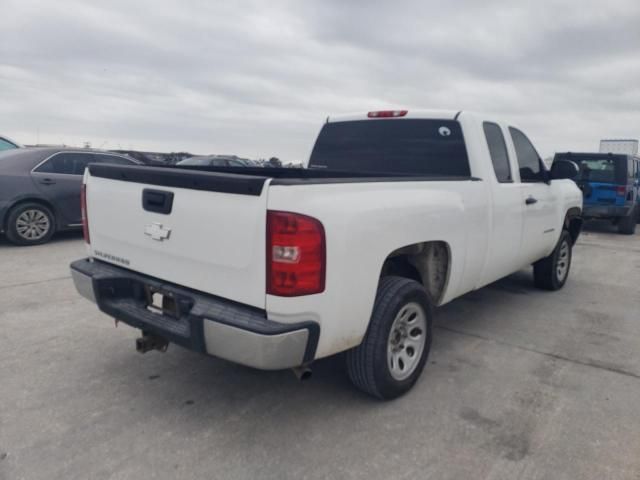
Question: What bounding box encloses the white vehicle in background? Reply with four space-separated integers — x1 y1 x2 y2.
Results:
71 110 583 399
600 139 639 155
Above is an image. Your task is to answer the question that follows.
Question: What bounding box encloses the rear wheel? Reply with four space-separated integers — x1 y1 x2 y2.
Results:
618 206 637 235
346 276 433 400
5 203 55 246
533 230 572 290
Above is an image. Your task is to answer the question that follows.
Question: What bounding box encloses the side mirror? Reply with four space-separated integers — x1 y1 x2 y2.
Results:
550 159 579 180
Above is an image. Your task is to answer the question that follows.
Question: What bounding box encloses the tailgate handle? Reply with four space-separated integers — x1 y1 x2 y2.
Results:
142 189 174 214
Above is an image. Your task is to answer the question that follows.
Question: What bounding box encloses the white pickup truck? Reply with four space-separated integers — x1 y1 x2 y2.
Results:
71 110 583 399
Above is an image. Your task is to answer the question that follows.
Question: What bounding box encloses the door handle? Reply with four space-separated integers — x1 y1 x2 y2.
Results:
39 178 56 185
525 196 538 205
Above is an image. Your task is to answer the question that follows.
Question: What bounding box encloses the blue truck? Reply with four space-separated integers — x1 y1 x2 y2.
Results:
554 152 639 234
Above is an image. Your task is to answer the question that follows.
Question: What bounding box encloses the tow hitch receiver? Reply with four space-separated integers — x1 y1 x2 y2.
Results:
136 333 169 353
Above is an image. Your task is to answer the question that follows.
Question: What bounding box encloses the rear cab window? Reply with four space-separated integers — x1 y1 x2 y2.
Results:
308 119 471 177
483 122 512 183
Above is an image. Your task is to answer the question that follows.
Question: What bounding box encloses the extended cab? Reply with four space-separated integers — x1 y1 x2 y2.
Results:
71 110 583 399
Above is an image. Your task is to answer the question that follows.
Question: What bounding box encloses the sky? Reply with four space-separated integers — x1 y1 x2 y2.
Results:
1 0 639 162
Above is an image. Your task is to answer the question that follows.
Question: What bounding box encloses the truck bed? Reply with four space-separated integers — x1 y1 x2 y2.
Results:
88 163 480 196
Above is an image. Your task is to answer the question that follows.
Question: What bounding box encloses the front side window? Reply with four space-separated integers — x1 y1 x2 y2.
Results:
509 127 544 182
309 119 471 177
483 122 512 183
35 153 92 175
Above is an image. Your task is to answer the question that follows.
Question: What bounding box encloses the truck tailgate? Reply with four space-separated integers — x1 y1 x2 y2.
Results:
85 164 270 308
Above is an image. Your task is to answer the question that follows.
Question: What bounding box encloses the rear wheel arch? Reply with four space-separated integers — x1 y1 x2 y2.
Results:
379 240 451 305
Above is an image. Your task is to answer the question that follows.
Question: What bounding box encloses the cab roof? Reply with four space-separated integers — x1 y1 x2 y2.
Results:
327 109 461 123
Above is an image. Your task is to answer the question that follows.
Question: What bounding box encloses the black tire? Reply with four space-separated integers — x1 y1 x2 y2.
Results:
533 230 572 291
618 206 637 235
5 203 55 246
346 276 433 400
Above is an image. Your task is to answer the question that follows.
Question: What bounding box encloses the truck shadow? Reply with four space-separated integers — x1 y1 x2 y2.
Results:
96 269 538 423
581 219 628 235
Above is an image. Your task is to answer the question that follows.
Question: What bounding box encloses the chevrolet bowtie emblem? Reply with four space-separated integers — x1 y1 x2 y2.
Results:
144 222 171 241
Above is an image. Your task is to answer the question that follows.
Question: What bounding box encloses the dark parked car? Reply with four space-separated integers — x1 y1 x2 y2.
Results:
0 147 139 245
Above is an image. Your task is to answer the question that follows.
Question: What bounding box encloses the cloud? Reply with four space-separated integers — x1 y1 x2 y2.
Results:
1 0 639 161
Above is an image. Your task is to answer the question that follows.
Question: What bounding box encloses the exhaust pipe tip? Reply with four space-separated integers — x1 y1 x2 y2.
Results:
292 365 312 381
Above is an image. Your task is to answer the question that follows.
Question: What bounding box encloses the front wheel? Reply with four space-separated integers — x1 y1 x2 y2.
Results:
533 230 572 290
346 276 433 400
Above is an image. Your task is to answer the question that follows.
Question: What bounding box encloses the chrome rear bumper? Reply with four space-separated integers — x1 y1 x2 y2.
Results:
70 258 318 370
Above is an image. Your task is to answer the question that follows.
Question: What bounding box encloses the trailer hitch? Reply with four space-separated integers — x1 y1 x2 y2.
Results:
136 333 169 353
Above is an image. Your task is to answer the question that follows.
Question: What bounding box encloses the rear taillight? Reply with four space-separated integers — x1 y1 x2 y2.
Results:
616 185 627 196
81 183 90 244
266 211 325 296
367 110 408 118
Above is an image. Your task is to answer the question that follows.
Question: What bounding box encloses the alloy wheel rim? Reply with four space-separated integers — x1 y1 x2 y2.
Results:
556 240 570 282
387 302 427 381
16 209 50 241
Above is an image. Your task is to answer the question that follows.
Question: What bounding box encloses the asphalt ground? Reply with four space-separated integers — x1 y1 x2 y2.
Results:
1 223 639 479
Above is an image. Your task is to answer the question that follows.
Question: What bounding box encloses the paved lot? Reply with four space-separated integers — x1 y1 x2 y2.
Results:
1 225 639 480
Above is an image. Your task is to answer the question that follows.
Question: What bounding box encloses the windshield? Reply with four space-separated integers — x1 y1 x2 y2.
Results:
555 154 626 184
308 119 470 177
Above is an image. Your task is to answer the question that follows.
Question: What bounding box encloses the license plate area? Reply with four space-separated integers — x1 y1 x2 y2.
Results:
145 286 179 318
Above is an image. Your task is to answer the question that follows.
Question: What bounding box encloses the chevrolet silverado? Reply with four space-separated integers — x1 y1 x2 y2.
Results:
71 110 583 399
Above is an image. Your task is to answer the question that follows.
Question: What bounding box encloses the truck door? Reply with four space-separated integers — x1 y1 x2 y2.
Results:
508 128 557 265
478 122 524 286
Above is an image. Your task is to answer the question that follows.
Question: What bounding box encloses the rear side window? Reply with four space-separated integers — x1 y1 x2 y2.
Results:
35 153 92 175
509 128 544 182
308 119 470 177
483 122 512 183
